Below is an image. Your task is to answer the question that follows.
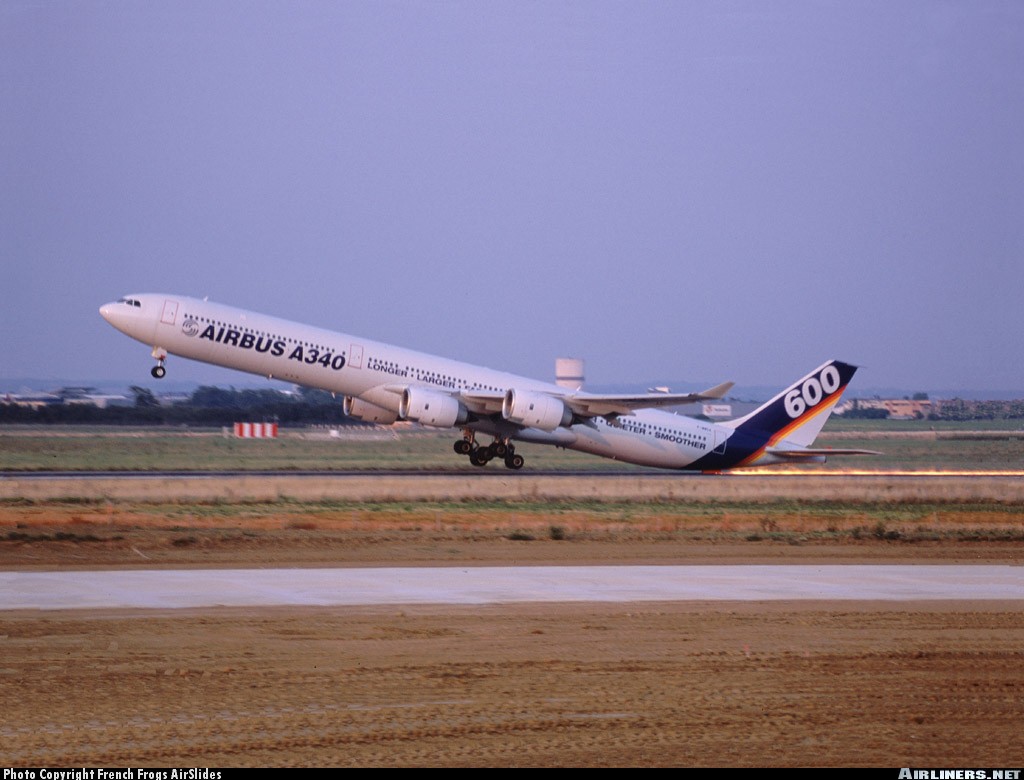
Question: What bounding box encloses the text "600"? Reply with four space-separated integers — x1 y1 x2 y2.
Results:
784 365 842 418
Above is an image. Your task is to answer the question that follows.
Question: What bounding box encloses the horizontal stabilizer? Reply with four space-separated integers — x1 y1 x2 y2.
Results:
765 447 883 459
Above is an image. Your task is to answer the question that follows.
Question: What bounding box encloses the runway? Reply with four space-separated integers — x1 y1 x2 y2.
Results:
3 564 1021 610
4 470 1024 502
6 468 1024 478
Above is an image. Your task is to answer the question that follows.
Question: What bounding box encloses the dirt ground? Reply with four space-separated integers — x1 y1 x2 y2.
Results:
2 506 1023 767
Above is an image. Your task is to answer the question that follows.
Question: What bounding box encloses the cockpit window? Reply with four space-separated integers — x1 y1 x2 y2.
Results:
117 297 142 307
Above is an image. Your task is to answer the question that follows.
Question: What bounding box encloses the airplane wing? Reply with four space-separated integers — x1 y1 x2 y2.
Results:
378 381 734 426
765 447 883 459
457 382 734 420
560 382 734 417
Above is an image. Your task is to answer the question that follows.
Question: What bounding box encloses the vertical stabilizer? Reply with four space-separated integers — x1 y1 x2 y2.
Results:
723 360 858 448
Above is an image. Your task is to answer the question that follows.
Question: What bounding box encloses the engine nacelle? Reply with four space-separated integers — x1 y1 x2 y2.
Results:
502 389 573 432
399 387 468 428
342 396 399 425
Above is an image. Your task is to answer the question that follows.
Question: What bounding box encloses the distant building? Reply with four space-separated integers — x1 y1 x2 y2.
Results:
1 387 130 409
838 398 932 419
155 392 191 406
555 358 585 390
57 387 131 408
2 391 61 408
702 404 732 419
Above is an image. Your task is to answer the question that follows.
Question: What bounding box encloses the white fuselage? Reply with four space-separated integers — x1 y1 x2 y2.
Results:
100 294 740 470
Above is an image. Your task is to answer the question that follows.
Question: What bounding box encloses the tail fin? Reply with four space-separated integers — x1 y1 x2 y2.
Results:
723 360 858 448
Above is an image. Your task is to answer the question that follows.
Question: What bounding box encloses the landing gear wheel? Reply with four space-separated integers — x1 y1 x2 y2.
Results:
469 449 490 467
504 454 525 470
455 428 477 460
150 347 168 379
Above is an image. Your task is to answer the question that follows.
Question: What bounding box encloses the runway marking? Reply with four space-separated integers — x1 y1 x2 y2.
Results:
1 565 1021 610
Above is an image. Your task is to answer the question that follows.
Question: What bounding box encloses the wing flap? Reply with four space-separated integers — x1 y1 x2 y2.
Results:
458 390 506 415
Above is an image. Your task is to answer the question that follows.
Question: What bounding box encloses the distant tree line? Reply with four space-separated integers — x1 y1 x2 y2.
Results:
0 386 363 427
842 394 1024 422
927 399 1024 422
6 386 1024 426
840 407 890 420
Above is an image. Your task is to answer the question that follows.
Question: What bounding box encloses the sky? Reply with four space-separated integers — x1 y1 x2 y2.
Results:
2 1 1023 397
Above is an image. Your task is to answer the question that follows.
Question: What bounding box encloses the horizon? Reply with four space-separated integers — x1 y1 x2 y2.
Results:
4 374 1023 404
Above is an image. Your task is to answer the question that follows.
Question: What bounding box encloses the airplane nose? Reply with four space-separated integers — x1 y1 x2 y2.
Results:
99 301 131 334
100 297 157 342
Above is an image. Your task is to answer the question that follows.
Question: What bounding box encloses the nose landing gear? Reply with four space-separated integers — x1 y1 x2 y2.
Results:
150 346 167 379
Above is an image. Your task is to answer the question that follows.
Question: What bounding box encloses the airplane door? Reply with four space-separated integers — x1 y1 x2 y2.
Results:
161 300 179 326
712 427 728 455
349 344 363 369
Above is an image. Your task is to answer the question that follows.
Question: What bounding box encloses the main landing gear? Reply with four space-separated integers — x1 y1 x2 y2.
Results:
150 347 167 379
453 431 524 470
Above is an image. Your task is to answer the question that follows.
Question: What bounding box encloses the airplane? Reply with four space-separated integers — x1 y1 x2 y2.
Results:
99 294 877 472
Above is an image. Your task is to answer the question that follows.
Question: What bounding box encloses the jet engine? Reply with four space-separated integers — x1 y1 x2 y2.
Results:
399 387 468 428
502 389 573 431
342 397 399 425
